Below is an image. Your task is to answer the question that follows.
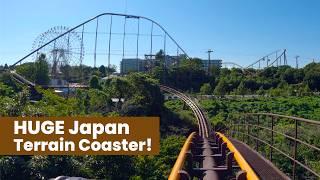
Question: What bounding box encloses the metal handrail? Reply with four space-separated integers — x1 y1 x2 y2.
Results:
233 123 320 152
227 113 320 179
168 132 196 180
230 130 320 178
246 113 320 125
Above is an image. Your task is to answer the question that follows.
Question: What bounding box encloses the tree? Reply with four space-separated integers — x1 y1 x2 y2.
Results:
109 77 130 100
60 64 71 81
84 156 134 179
209 65 220 77
214 79 228 96
28 156 83 179
89 75 100 89
0 83 14 96
282 68 304 84
106 65 117 75
155 49 165 60
169 58 207 91
200 83 212 94
99 65 106 77
15 62 36 82
236 81 248 96
34 54 50 85
125 73 163 115
304 68 320 91
0 156 29 179
151 66 167 84
0 72 21 92
243 78 259 91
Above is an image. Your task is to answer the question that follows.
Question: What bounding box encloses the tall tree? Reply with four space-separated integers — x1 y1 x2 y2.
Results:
200 83 212 95
99 65 106 77
214 79 228 96
155 49 165 60
89 75 100 89
34 54 50 85
304 68 320 91
236 81 248 96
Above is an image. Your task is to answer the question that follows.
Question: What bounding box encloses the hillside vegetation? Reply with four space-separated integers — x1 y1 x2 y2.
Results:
0 72 194 179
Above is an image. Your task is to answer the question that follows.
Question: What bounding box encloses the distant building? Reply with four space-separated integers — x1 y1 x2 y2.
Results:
50 78 68 86
120 56 221 74
201 59 222 72
120 55 185 74
120 58 146 74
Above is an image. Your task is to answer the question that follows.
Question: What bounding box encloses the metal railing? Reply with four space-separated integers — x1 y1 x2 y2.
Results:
226 113 320 179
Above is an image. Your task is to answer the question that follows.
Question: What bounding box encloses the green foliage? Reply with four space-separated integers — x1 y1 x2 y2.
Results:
133 135 185 179
89 75 100 89
83 156 135 179
0 71 190 179
28 156 84 179
200 83 212 94
150 61 320 96
15 54 50 85
235 81 248 96
201 96 320 125
281 68 304 84
34 54 50 85
201 95 320 177
214 79 228 96
152 58 208 92
0 83 14 97
155 49 165 60
304 67 320 90
0 156 29 179
121 73 162 116
98 65 106 77
108 77 130 100
6 59 320 178
16 62 36 82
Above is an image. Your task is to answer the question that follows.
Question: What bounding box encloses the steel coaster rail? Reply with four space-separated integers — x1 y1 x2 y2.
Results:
216 132 259 180
169 132 197 180
227 113 320 179
161 85 218 179
160 85 208 137
10 12 190 69
163 85 258 180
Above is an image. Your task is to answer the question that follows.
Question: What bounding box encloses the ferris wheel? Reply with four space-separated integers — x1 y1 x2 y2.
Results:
32 26 84 78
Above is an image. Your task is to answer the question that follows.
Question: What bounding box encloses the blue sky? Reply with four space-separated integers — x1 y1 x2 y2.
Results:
1 0 320 67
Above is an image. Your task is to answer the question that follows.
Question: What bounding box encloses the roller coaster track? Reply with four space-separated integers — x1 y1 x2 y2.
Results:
6 12 320 180
9 70 35 87
10 12 189 69
164 85 320 180
160 85 259 180
160 85 210 138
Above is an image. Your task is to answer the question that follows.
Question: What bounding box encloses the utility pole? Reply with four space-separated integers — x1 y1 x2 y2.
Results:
295 56 300 69
283 49 287 65
206 49 213 75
